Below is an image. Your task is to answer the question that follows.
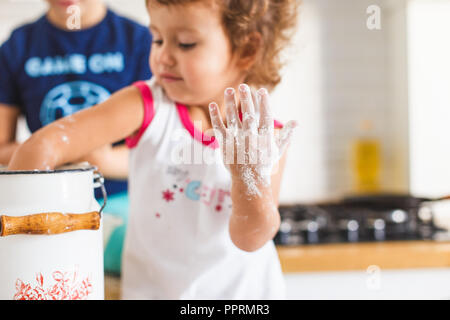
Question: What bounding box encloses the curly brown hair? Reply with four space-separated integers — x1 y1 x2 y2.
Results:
146 0 300 90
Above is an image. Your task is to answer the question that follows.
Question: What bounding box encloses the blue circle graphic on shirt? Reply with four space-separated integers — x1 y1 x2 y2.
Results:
40 81 110 125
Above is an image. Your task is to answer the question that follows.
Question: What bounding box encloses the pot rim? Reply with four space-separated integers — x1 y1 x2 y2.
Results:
0 162 97 175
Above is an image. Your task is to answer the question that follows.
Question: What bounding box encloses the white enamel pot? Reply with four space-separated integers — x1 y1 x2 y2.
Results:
0 163 105 300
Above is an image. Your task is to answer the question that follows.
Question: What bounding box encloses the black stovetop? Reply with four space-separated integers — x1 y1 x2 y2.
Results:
274 199 450 246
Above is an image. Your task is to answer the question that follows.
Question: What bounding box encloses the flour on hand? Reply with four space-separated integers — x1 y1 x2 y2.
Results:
209 84 297 197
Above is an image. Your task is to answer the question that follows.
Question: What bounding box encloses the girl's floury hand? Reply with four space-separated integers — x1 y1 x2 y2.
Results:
209 83 297 197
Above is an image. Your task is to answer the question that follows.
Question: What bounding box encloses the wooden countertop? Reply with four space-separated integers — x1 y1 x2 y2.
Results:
277 241 450 273
104 240 450 299
105 273 121 300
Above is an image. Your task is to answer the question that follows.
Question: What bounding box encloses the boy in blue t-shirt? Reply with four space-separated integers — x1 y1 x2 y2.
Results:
0 0 152 275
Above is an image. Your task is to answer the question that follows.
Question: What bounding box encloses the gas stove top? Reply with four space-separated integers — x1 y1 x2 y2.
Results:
274 195 450 246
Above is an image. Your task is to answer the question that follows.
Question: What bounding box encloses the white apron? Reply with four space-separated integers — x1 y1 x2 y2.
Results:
122 78 285 299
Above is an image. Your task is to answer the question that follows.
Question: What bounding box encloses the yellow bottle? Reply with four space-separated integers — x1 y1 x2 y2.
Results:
352 120 381 194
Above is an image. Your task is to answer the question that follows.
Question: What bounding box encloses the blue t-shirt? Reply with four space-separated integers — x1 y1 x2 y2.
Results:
0 9 152 198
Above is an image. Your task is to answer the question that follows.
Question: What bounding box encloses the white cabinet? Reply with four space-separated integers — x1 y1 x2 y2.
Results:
407 0 450 198
284 268 450 300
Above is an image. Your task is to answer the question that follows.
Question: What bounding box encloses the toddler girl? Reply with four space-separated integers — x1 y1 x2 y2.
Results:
8 0 299 299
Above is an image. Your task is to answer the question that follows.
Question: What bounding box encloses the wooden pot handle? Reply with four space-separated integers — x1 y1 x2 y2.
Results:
0 211 100 237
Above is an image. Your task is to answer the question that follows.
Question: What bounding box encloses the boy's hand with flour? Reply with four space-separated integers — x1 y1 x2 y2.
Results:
209 84 297 252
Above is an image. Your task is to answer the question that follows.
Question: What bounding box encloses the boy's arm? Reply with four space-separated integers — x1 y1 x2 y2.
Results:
0 103 20 165
8 86 144 171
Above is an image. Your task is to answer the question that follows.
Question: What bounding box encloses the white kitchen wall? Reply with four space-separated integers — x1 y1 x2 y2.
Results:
271 1 326 203
0 0 411 203
313 0 410 199
276 0 411 202
314 0 389 198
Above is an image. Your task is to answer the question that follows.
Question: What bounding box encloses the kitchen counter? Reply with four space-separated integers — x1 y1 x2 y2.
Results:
104 273 121 300
104 240 450 299
277 240 450 272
